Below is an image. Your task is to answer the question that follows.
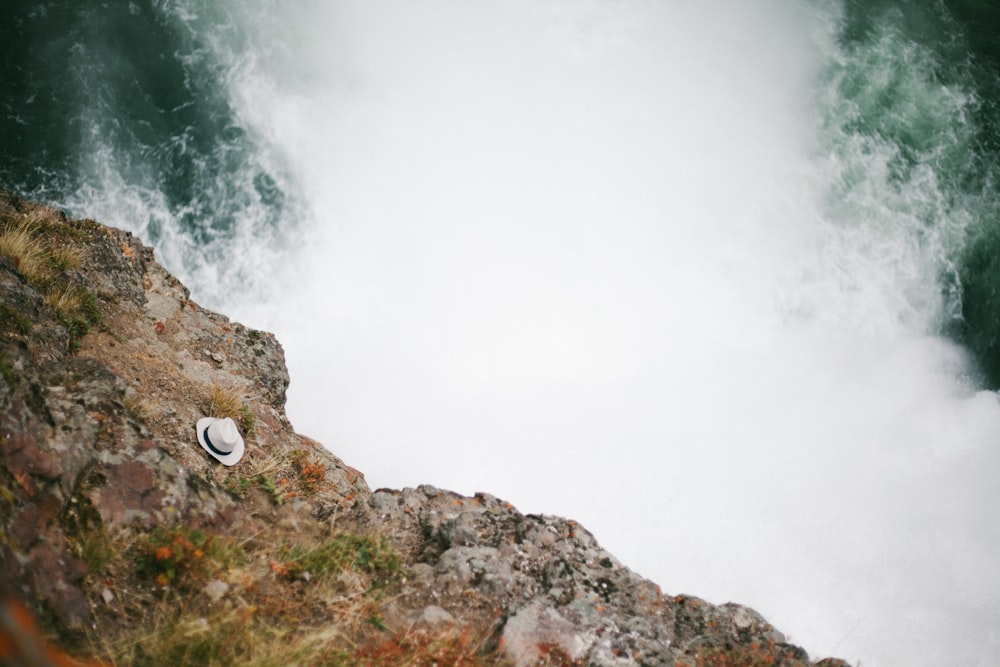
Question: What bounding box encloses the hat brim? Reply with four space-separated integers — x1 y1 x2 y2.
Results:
196 417 245 466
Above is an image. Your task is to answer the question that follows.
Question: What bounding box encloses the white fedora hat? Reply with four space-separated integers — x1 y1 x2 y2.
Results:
196 416 245 466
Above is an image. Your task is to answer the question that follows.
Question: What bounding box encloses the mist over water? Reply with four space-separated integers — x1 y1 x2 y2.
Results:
4 1 1000 665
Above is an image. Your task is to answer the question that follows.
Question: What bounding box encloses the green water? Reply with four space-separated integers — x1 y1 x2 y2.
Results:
5 0 1000 386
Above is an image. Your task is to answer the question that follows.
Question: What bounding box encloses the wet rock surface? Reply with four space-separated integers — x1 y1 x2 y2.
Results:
0 188 847 665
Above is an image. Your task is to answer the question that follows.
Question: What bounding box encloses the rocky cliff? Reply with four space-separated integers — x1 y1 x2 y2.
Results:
0 188 849 666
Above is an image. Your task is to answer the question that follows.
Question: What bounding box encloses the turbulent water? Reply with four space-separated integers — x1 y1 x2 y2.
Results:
4 1 1000 665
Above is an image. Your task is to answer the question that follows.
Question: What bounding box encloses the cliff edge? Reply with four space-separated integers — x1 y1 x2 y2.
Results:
0 189 849 666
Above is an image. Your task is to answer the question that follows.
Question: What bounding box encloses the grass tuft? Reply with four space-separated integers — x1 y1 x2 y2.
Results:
49 243 85 272
239 403 256 436
204 383 242 420
46 282 85 314
276 533 403 587
52 285 102 352
0 217 48 282
0 213 100 353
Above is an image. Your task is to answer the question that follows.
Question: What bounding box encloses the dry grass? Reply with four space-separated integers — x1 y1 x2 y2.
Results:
222 445 296 504
689 641 814 667
0 217 48 282
49 242 85 272
0 213 100 352
204 383 244 420
123 394 158 423
203 383 257 437
68 521 494 667
52 497 519 667
354 626 509 667
45 282 86 313
0 212 85 282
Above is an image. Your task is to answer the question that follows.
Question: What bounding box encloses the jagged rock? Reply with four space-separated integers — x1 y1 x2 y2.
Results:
0 189 368 632
0 187 846 666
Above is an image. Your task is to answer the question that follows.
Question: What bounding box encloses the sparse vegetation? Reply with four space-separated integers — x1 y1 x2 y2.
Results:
49 283 102 351
204 383 242 420
62 520 479 667
204 383 256 436
239 402 256 432
297 461 326 496
0 302 32 337
62 495 121 582
123 393 157 423
135 526 214 590
0 355 16 389
0 216 48 282
223 472 286 503
73 524 119 580
275 533 403 586
0 212 102 352
48 243 85 272
689 641 812 667
353 626 504 666
45 282 85 314
224 474 253 498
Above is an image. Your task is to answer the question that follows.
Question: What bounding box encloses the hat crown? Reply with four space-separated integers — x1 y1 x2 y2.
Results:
206 418 240 454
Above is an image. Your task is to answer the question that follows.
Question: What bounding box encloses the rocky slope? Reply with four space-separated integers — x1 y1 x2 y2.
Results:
0 188 850 666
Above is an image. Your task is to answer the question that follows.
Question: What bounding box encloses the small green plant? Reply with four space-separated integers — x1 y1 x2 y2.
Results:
48 243 84 272
277 533 402 586
257 474 276 495
297 461 326 496
256 473 281 502
46 283 101 351
135 526 212 589
73 524 117 579
239 403 256 436
225 474 253 498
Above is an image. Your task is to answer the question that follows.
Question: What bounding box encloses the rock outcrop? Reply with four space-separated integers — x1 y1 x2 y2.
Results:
0 188 849 666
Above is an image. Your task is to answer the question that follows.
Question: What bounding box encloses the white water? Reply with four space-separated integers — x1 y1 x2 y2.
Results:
86 1 1000 665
